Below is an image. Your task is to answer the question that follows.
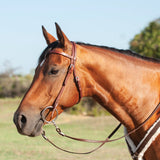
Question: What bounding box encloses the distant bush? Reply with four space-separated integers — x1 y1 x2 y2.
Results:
0 74 32 98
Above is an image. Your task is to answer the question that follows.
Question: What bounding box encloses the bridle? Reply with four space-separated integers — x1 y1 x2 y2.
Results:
40 41 160 159
41 41 82 116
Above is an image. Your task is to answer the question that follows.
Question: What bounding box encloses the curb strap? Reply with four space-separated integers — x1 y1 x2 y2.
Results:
72 42 82 103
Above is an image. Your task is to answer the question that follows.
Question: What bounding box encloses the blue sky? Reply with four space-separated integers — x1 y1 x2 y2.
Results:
0 0 160 74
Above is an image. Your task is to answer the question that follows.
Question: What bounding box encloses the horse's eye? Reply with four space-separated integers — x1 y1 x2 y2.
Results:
48 68 59 75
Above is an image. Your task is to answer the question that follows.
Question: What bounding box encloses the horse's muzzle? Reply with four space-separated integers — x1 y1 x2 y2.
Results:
13 110 43 137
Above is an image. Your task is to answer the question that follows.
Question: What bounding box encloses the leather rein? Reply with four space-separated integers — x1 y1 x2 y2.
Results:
41 42 160 156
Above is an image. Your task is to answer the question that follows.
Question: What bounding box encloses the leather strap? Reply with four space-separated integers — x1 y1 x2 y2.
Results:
42 102 160 155
42 123 122 154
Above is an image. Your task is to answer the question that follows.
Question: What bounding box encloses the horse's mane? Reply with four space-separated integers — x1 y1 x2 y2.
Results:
77 42 160 63
39 41 160 64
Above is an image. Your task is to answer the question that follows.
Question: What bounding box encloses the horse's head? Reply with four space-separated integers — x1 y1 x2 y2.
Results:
13 23 82 137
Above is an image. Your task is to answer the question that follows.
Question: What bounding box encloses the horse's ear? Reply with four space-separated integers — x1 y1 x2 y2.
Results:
55 22 70 47
42 26 57 45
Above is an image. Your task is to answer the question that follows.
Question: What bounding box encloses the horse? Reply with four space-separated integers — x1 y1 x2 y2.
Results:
13 23 160 160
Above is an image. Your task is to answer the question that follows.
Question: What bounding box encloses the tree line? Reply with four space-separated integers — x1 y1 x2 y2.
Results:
130 18 160 58
0 72 32 98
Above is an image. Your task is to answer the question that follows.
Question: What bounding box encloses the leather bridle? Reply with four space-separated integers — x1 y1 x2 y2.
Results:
43 42 81 114
40 41 160 158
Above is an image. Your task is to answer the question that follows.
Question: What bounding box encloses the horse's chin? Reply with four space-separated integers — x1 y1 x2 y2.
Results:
28 120 44 137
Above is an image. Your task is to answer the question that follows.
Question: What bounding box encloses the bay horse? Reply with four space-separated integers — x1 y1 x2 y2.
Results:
13 23 160 160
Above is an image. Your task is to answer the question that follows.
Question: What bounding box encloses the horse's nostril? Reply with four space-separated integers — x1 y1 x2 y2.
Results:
17 114 27 130
21 115 27 124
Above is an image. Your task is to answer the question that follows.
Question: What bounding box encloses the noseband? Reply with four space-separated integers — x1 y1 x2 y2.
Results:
41 42 160 158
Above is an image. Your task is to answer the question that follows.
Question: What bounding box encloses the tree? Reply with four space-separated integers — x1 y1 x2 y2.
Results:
130 18 160 58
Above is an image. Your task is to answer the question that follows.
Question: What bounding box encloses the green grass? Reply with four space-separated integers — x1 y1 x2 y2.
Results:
0 98 132 160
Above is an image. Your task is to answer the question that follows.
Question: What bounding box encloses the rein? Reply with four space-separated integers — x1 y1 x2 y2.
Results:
41 42 160 156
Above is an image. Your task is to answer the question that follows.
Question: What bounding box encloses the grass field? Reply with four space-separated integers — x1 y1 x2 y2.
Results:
0 98 132 160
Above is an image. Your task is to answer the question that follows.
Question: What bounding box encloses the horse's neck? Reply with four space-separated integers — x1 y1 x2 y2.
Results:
78 45 160 133
78 46 160 159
